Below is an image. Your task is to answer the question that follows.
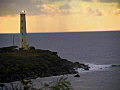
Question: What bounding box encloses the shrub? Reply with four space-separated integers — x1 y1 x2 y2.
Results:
29 46 35 51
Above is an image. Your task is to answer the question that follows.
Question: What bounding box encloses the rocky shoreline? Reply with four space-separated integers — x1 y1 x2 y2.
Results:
0 46 90 83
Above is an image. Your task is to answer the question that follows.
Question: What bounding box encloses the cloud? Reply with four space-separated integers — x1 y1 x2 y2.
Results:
82 0 93 2
40 4 70 15
0 0 119 16
33 0 70 4
86 7 103 16
99 0 120 3
99 0 120 8
0 0 42 16
0 0 71 16
59 4 71 9
114 9 120 15
81 0 120 8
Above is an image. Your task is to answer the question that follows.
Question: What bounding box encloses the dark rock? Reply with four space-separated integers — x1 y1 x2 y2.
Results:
111 64 120 67
83 66 90 70
74 74 80 77
0 46 18 52
0 48 89 83
73 62 90 70
29 46 35 51
0 84 5 87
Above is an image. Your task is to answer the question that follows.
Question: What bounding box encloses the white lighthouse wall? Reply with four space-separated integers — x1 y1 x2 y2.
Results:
20 14 29 50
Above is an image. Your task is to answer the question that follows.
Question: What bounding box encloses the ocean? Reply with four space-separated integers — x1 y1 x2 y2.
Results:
0 32 120 90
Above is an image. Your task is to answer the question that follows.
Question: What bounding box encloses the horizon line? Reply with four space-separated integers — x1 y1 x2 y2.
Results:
0 30 120 34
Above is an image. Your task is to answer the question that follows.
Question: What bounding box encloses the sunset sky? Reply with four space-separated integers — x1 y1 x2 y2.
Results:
0 0 120 33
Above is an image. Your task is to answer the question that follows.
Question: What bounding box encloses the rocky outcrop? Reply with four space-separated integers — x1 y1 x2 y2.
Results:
0 48 89 83
74 74 80 77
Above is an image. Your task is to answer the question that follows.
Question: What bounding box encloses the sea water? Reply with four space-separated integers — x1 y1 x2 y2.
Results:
0 32 120 90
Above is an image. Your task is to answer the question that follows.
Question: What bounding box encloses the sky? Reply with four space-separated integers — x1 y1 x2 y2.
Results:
0 0 120 33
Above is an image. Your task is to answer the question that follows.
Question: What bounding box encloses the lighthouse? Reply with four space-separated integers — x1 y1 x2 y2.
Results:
20 10 29 50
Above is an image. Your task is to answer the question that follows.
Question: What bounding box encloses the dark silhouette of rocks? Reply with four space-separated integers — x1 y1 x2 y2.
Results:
74 74 80 77
0 46 90 83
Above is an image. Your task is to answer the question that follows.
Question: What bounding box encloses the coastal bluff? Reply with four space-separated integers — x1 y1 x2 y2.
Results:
0 46 89 83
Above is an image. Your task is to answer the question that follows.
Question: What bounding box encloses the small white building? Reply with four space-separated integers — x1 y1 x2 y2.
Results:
20 10 29 50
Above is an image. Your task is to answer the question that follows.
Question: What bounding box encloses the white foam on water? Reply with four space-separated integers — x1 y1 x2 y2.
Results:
88 64 111 71
76 63 111 73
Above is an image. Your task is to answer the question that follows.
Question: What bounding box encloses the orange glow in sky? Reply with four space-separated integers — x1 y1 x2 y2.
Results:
0 0 120 33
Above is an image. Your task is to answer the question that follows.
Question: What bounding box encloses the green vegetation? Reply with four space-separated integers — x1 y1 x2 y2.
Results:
0 46 89 83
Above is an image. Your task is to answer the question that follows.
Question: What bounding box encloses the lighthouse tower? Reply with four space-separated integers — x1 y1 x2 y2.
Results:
20 10 29 50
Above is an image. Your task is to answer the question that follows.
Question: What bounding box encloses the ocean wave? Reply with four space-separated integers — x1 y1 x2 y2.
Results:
76 63 112 73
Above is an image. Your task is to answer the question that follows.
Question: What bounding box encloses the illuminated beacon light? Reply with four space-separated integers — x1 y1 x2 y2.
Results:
21 10 26 13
